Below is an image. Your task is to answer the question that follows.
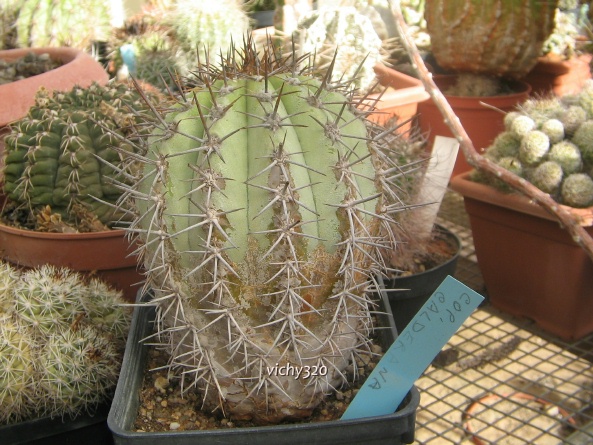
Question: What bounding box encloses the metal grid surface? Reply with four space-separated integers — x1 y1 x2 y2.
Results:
411 190 593 445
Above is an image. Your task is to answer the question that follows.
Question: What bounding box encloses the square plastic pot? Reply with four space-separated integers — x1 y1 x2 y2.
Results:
0 404 112 445
108 291 420 445
450 172 593 340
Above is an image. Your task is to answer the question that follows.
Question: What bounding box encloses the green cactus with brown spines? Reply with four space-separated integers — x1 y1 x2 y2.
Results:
114 39 406 423
2 82 152 228
0 262 131 423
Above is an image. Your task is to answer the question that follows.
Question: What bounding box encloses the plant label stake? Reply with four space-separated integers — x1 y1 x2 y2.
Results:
341 276 483 420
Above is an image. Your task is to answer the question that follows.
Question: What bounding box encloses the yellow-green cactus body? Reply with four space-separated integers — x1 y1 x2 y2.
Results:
126 42 402 423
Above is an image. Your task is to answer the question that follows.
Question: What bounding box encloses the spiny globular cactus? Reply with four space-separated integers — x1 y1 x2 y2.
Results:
296 6 384 93
118 39 404 423
2 82 152 228
0 262 130 423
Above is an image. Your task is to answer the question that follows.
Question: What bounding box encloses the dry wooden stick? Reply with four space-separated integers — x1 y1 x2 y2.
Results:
389 0 593 261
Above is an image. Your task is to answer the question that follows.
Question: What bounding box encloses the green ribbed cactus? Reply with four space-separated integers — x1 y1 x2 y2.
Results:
475 80 593 208
117 40 404 423
425 0 559 78
7 0 116 50
296 6 384 93
168 0 250 72
2 82 152 228
0 262 130 423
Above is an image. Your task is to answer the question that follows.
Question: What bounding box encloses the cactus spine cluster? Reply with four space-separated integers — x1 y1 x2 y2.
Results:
0 262 130 424
296 6 384 93
117 40 405 423
476 80 593 208
425 0 559 78
2 81 153 228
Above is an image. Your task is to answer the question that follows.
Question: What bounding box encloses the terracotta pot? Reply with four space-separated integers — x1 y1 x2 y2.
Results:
0 223 142 302
522 53 592 97
0 47 108 183
360 64 429 135
450 171 593 340
417 75 531 177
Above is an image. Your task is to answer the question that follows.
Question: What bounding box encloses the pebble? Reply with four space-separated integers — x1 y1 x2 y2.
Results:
169 422 181 430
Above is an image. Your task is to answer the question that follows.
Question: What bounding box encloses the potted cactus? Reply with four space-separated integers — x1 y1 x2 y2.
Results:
450 84 593 340
0 81 155 301
417 0 558 175
0 261 131 444
107 38 419 443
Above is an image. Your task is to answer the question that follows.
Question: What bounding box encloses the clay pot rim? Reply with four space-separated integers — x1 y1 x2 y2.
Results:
0 221 127 240
450 171 593 227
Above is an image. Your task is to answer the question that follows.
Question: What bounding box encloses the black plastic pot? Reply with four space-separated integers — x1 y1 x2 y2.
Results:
1 404 113 445
108 291 419 444
384 225 461 333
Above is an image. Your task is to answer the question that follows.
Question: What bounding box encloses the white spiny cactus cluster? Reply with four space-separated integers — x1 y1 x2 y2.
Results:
0 262 131 424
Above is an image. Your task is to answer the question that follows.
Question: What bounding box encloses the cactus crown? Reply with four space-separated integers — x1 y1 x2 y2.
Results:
2 81 153 230
116 38 407 423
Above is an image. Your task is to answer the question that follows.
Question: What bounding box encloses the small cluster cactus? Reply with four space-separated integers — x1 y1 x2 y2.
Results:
0 262 130 424
2 81 153 229
0 0 117 50
295 6 384 93
474 80 593 208
116 39 406 423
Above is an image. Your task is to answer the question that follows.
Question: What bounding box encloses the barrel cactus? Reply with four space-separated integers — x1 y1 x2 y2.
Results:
425 0 558 79
118 40 404 423
0 262 130 423
474 80 593 208
2 81 153 229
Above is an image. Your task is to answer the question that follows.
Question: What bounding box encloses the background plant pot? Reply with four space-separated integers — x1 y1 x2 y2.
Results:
249 9 275 29
361 64 429 135
417 75 531 177
0 223 142 302
0 47 108 183
522 53 592 97
450 171 593 340
382 225 461 333
0 404 113 445
108 292 420 444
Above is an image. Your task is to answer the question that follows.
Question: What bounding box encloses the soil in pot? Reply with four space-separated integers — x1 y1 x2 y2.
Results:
383 225 461 332
0 51 64 84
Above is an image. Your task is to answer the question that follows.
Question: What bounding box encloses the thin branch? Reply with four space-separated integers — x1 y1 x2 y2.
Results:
389 0 593 261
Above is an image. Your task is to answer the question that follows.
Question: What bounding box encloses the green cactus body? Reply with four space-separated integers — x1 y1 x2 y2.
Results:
540 119 565 144
484 131 521 161
14 0 114 50
510 115 536 138
560 105 587 136
168 0 249 73
124 42 400 423
561 173 593 207
3 82 151 226
530 161 564 194
519 130 550 166
572 120 593 165
548 140 582 174
425 0 558 78
296 7 384 93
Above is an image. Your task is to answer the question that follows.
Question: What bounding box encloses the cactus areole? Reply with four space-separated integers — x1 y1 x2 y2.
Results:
128 41 403 423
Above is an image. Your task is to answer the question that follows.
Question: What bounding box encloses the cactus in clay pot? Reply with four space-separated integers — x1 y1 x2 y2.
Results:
295 6 384 93
425 0 559 79
2 81 153 229
474 80 593 208
0 262 130 423
113 39 407 423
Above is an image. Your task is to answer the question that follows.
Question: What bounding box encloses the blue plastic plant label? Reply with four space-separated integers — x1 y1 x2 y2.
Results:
341 275 484 420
